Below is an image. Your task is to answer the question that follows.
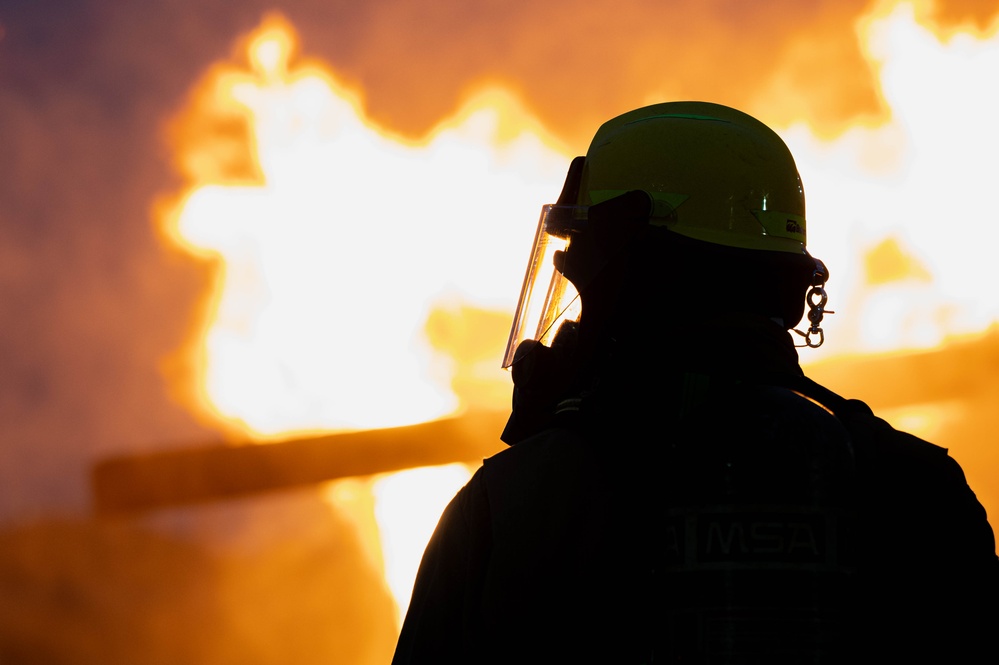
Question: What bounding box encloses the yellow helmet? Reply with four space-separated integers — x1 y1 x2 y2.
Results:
581 101 806 254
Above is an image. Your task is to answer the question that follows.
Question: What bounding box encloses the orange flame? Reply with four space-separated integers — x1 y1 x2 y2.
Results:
158 0 999 628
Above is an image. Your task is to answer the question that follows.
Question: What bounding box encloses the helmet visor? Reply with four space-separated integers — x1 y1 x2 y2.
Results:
502 204 585 368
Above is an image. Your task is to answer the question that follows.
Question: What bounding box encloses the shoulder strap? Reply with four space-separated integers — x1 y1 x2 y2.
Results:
734 372 952 471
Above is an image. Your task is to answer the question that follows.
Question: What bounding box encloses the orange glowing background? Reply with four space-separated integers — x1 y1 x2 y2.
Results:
1 0 998 661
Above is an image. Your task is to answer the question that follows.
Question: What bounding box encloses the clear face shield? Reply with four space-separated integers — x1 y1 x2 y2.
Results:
502 204 587 368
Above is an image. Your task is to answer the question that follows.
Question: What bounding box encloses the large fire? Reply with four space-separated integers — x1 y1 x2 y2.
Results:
159 0 999 630
163 16 567 439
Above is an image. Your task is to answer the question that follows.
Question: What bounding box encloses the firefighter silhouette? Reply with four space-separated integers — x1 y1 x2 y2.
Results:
393 102 998 664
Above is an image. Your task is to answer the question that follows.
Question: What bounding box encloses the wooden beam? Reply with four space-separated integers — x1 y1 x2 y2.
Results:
92 410 508 515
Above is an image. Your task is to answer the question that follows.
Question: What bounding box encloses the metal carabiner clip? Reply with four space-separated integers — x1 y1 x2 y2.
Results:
793 272 834 348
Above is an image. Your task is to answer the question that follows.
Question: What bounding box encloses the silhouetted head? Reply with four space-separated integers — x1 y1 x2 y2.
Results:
504 101 825 370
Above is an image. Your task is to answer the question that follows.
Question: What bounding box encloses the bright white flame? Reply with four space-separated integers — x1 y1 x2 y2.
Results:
785 1 999 357
371 463 472 627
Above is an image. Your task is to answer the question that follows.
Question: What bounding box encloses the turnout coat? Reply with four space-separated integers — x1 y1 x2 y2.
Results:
393 318 997 664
